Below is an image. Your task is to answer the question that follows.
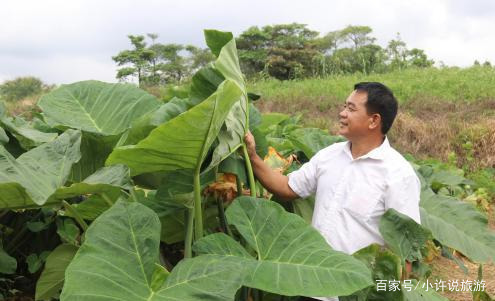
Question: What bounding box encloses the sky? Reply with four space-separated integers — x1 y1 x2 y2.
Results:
1 0 494 84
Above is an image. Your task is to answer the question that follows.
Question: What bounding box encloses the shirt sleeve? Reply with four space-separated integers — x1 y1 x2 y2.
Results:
287 154 319 198
384 173 421 224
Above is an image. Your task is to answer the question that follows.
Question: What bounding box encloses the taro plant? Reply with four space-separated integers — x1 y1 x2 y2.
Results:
1 29 495 301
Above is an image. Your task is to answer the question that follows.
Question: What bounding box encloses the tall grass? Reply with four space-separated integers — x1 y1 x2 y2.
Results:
248 66 495 104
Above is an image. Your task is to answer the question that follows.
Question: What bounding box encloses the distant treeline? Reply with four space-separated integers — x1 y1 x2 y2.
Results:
113 24 443 86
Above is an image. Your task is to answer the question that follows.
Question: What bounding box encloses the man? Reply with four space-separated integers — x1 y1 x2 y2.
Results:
244 82 421 301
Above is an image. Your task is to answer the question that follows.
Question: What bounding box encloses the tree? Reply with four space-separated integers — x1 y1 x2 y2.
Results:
112 35 155 85
407 48 434 68
185 45 215 72
237 23 320 80
320 26 385 75
386 33 408 70
236 26 270 76
0 76 46 102
152 43 186 83
112 35 214 86
314 30 341 55
339 25 376 49
354 44 388 74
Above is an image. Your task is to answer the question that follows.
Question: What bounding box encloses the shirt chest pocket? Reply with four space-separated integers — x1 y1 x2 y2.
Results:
342 186 382 220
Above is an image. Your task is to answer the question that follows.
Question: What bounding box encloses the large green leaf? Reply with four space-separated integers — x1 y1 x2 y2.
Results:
55 165 131 221
0 247 17 274
35 244 78 301
123 97 194 145
0 115 57 150
379 209 432 264
68 132 120 182
419 189 495 262
204 29 234 57
0 148 130 210
106 80 243 176
0 130 81 208
430 170 471 187
61 200 244 301
151 169 215 214
187 31 249 172
189 67 225 105
341 244 402 301
38 80 160 136
203 32 249 169
218 154 248 187
292 197 315 223
160 206 219 244
0 126 8 144
0 101 57 150
53 164 132 201
68 195 111 221
258 113 290 134
195 196 373 297
288 128 345 159
248 103 262 130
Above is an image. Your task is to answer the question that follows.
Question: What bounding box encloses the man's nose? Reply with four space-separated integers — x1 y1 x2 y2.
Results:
339 109 346 119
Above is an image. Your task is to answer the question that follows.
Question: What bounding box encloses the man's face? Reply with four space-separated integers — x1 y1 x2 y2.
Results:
338 90 376 139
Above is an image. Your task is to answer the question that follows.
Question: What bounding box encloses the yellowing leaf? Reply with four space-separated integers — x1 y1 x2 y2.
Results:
263 146 295 174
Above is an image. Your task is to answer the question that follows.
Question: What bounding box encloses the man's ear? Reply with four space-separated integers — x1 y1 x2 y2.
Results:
369 114 381 130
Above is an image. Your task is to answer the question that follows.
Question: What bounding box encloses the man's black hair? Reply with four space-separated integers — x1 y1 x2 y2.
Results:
354 82 398 135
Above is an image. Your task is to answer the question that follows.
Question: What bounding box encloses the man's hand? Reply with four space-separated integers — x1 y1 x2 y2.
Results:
244 131 257 159
243 131 298 201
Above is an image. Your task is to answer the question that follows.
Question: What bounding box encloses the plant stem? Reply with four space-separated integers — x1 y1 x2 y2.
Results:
62 200 89 231
216 197 233 236
242 144 257 197
184 208 194 258
193 170 203 240
236 175 243 197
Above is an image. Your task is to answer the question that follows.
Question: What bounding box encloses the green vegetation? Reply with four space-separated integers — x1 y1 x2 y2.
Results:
113 23 437 85
249 66 495 104
237 24 434 80
0 77 50 103
112 33 215 86
0 29 494 301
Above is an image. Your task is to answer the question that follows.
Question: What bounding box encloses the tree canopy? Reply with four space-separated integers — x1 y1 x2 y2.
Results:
113 25 436 83
112 34 215 86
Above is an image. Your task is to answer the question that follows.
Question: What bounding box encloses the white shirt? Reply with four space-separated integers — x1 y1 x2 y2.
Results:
287 137 421 301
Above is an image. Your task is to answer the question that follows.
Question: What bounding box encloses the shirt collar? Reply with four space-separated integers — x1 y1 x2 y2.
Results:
342 136 390 161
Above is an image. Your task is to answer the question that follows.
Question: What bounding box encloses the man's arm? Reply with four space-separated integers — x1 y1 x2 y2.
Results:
244 131 299 201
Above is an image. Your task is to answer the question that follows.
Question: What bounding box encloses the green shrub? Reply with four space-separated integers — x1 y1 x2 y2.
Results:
0 77 45 102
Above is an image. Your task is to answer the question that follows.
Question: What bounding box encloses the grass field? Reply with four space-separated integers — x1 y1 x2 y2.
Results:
249 66 495 104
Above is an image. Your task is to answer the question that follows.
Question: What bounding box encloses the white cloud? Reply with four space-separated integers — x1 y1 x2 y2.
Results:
1 0 494 84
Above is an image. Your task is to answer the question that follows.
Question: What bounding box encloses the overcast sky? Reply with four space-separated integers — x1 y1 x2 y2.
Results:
1 0 494 84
